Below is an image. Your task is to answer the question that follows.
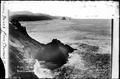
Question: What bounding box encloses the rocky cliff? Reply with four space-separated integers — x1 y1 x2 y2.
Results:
9 19 75 78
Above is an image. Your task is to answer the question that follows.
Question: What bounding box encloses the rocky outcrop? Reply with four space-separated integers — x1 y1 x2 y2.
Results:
9 19 75 78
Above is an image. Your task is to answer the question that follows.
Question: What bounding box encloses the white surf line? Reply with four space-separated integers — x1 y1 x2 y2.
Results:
33 59 54 78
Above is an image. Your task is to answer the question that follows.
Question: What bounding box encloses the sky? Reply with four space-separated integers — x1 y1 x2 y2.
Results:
7 1 118 19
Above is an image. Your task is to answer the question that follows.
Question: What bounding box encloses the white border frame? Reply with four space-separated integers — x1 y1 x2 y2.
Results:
1 1 9 78
0 1 119 78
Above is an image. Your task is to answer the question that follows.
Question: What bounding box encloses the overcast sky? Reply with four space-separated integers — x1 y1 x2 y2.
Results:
8 1 118 19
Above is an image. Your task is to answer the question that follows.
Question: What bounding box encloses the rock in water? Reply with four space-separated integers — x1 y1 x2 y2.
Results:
9 20 75 78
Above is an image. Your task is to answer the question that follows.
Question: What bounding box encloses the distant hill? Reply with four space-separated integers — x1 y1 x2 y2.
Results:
9 11 59 21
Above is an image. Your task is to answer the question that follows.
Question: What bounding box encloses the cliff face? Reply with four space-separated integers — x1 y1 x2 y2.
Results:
9 20 75 78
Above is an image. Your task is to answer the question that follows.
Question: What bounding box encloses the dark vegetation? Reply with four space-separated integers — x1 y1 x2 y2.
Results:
10 14 53 21
82 53 111 79
54 43 111 79
79 44 99 52
81 52 111 67
9 20 75 78
10 12 58 21
11 72 39 79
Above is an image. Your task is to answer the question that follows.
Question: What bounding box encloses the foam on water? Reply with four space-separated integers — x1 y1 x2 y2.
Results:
33 60 54 78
